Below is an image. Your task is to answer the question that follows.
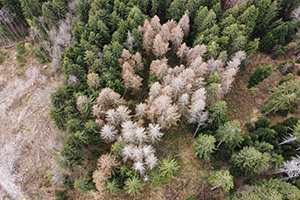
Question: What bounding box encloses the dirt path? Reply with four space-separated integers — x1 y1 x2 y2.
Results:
0 50 64 199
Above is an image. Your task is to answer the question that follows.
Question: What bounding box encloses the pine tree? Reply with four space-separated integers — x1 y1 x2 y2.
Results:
196 9 216 33
194 134 216 159
76 95 93 116
42 1 59 27
208 170 234 192
147 123 163 143
166 0 185 21
256 0 279 32
150 15 161 35
216 120 243 149
97 154 121 176
100 124 118 143
265 79 300 114
106 178 121 194
207 101 228 130
152 33 169 58
231 35 247 53
20 0 41 20
124 176 144 196
170 25 184 52
230 146 271 175
206 83 223 105
159 158 180 178
178 14 190 37
1 0 25 21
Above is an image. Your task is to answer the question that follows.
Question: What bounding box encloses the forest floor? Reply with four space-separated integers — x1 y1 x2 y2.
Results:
225 51 300 130
0 47 64 199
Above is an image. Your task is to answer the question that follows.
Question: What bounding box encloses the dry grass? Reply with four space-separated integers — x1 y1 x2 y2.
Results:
0 47 64 199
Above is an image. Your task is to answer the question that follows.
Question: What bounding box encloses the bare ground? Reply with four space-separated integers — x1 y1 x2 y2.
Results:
0 49 64 199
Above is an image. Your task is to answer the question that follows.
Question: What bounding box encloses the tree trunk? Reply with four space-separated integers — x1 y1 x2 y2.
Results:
210 184 220 190
279 135 297 145
0 29 12 44
193 123 201 137
173 150 193 157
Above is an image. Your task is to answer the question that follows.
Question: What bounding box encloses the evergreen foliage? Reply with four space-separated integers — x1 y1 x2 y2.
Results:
245 121 255 132
265 79 300 114
248 64 273 88
231 178 300 200
159 158 180 179
37 0 300 198
124 176 143 196
208 170 234 192
207 101 228 130
74 176 95 192
277 73 294 86
193 134 216 159
216 120 243 150
230 146 271 175
255 118 270 129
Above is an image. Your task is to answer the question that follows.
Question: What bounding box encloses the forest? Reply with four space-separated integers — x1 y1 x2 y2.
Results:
1 0 300 199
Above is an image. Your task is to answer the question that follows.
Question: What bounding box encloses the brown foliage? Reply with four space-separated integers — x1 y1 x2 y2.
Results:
187 44 207 64
149 58 169 80
122 62 143 92
171 25 184 50
96 88 126 111
76 95 89 114
207 58 224 75
97 154 121 175
92 169 110 193
135 103 147 120
153 33 169 58
160 23 171 42
177 43 189 62
150 15 161 35
220 67 238 94
179 14 190 37
87 73 100 89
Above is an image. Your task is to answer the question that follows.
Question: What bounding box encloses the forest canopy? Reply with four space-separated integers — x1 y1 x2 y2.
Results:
2 0 300 199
